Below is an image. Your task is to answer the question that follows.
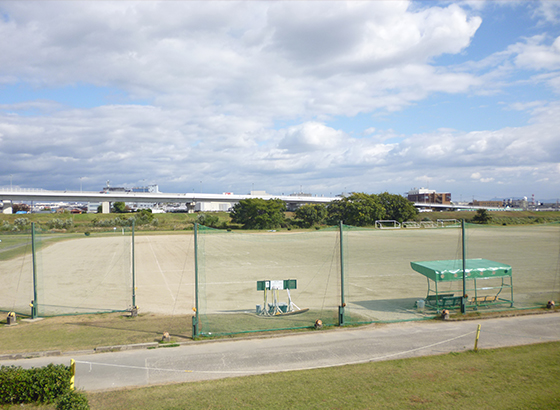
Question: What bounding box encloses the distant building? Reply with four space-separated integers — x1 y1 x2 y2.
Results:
132 185 159 193
503 198 529 210
407 188 451 205
195 202 233 212
471 200 503 208
101 184 159 193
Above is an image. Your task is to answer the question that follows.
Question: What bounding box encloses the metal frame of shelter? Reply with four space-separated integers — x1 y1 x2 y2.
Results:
410 258 514 312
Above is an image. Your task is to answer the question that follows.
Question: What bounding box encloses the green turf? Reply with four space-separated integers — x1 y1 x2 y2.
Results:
0 313 193 354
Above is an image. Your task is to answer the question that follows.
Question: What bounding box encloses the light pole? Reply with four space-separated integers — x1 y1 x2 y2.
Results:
80 177 83 192
10 174 12 190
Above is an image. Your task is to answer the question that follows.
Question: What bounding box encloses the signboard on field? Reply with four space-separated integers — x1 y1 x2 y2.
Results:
257 279 297 291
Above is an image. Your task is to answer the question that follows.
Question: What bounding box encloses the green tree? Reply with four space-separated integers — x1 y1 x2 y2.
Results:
133 209 154 225
196 213 220 228
326 193 385 226
295 203 327 228
230 198 286 229
377 192 418 222
472 208 492 224
112 202 127 213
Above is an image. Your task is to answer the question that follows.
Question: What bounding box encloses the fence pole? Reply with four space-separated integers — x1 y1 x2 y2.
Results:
339 221 345 326
31 222 38 319
132 220 136 309
461 219 466 314
192 223 199 338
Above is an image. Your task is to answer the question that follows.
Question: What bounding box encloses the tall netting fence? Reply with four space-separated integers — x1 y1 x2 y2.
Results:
0 226 133 317
2 220 558 330
38 228 132 316
196 222 560 335
464 222 560 310
342 224 465 324
0 229 35 316
196 226 342 336
342 221 560 324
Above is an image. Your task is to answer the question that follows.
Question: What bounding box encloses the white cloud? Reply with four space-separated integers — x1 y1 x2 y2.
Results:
0 1 483 118
0 2 559 199
512 35 560 71
533 1 560 24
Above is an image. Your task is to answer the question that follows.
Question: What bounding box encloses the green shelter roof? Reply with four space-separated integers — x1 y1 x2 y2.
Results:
410 258 512 282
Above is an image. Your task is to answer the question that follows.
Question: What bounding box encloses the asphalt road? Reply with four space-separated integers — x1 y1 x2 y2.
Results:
3 313 559 391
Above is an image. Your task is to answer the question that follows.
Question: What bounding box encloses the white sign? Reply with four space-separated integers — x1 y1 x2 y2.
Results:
270 280 284 290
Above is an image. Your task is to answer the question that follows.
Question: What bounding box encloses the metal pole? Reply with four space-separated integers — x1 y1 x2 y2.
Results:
461 219 466 314
474 324 481 352
132 220 136 308
193 223 199 338
70 359 76 390
339 220 345 326
31 222 38 319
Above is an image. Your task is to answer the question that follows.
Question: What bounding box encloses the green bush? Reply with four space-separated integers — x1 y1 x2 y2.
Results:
0 364 72 404
47 218 74 230
56 390 90 410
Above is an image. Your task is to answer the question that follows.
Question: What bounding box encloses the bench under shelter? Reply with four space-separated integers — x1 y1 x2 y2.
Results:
410 258 514 312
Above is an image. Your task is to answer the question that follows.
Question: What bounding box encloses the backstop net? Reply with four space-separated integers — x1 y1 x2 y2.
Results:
195 221 560 335
195 226 342 336
0 228 35 316
0 225 133 317
341 221 560 325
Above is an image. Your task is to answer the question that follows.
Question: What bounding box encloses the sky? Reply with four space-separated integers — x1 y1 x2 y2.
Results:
1 1 559 202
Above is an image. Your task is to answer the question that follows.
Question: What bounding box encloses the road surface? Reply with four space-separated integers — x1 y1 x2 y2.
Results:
2 313 559 391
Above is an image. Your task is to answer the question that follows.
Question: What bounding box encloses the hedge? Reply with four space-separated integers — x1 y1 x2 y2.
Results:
0 363 73 405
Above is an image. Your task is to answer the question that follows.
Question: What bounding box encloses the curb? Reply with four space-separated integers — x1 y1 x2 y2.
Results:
0 342 160 361
0 350 62 361
94 342 158 353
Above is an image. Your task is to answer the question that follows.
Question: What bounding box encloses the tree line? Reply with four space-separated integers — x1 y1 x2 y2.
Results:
229 192 418 229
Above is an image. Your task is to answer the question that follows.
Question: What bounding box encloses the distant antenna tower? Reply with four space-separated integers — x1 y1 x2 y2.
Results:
532 193 535 205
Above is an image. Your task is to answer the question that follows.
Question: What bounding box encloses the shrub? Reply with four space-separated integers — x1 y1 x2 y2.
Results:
0 364 71 405
56 390 90 410
47 218 74 230
197 213 220 228
14 217 30 228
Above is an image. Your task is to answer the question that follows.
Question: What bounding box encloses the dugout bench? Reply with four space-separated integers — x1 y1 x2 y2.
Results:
411 258 514 313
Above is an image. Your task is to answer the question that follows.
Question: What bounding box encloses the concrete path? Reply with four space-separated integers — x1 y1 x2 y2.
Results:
3 313 559 391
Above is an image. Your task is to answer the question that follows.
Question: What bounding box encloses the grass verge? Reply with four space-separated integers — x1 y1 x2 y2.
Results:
0 313 193 354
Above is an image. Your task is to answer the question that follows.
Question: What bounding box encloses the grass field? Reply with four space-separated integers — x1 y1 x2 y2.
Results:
1 224 559 336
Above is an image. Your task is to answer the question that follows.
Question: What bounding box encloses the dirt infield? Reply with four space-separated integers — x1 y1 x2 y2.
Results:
1 225 559 326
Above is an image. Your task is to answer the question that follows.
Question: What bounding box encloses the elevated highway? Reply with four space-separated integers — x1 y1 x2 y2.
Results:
0 188 337 213
0 188 502 213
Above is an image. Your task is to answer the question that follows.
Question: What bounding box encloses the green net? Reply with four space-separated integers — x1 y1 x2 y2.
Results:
464 222 560 309
195 225 341 336
342 222 560 324
195 221 560 334
0 226 133 316
37 228 133 316
0 229 35 316
2 219 558 329
342 224 465 323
